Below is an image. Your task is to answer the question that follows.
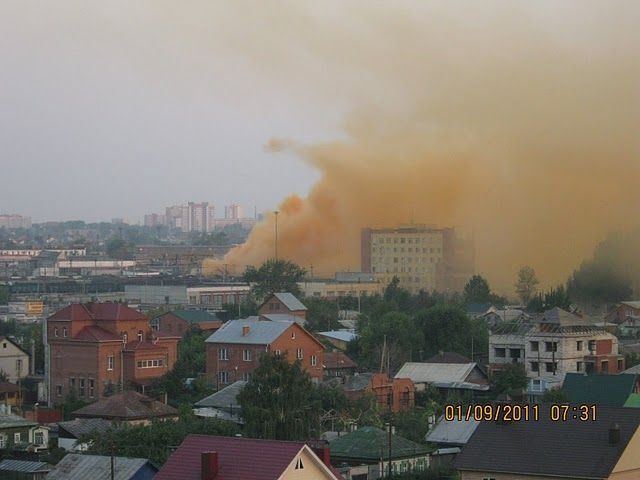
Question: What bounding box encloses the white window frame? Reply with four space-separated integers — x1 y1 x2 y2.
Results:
14 432 21 444
219 348 229 361
0 435 6 448
311 355 317 366
296 348 303 360
243 349 252 362
107 355 114 371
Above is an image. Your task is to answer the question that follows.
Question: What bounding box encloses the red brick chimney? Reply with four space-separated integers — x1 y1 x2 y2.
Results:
307 441 331 467
201 451 219 480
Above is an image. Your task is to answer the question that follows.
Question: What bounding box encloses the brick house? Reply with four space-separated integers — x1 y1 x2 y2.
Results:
333 373 415 413
205 317 324 387
47 303 180 402
150 310 222 337
258 293 307 321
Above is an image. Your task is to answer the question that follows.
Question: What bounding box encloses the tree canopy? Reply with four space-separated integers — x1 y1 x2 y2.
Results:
242 259 306 300
463 275 491 304
515 266 539 305
237 352 321 440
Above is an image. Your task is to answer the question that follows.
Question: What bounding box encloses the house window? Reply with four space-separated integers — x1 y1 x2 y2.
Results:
291 331 296 340
137 330 143 342
243 350 252 362
218 371 229 385
0 435 5 448
588 340 596 352
576 341 583 351
275 350 281 356
14 433 21 444
545 362 557 374
151 319 160 331
242 372 251 381
530 361 539 372
296 348 303 360
56 385 62 396
15 359 22 374
34 431 44 445
89 379 95 397
123 333 128 344
54 327 58 337
79 378 85 397
530 341 539 352
577 361 583 372
494 348 506 358
107 355 114 371
69 377 76 390
618 359 624 371
311 355 317 367
63 327 68 338
602 360 609 373
219 348 229 361
295 458 305 470
545 342 557 352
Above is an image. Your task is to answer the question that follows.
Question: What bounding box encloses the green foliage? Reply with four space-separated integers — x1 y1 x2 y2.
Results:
541 388 569 403
463 275 491 304
383 277 412 311
216 298 258 321
41 447 68 465
388 468 460 480
242 259 306 300
527 285 571 312
492 363 528 396
415 305 488 360
82 414 240 466
304 297 339 332
0 285 8 305
237 353 321 440
515 266 539 305
625 352 640 368
392 408 434 444
358 311 422 372
58 390 90 420
105 237 134 259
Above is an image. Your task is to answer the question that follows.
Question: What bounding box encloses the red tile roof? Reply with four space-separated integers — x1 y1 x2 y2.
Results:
72 391 178 420
48 303 147 322
156 435 338 480
75 326 121 342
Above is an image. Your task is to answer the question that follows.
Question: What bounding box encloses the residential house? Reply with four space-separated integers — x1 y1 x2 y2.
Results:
258 292 307 322
607 301 640 326
425 351 472 364
193 380 245 424
425 416 480 468
394 362 489 398
71 390 178 425
323 351 357 378
47 454 157 480
205 317 324 386
480 306 530 328
329 373 416 412
454 404 640 479
489 307 624 398
0 460 51 480
155 434 341 480
57 418 113 451
0 408 48 453
47 303 180 401
330 426 432 479
316 330 358 351
151 309 222 336
0 382 21 407
562 372 639 407
0 336 29 383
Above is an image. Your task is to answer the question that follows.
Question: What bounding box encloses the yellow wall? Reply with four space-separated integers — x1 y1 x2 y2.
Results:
280 447 338 480
611 425 640 476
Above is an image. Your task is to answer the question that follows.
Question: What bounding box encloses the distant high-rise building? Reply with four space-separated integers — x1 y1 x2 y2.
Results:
144 213 167 227
361 225 474 294
224 204 243 220
207 207 216 233
165 205 190 232
188 202 209 232
0 214 31 229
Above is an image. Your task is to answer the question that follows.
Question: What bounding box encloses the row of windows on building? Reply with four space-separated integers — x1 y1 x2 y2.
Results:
372 247 442 255
313 290 372 298
495 340 600 358
218 348 317 365
53 328 146 344
218 370 251 384
372 236 442 245
191 294 248 306
0 431 45 448
61 377 96 398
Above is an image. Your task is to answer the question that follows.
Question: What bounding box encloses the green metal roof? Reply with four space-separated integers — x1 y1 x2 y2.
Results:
563 373 637 407
170 310 218 324
329 426 432 462
624 393 640 408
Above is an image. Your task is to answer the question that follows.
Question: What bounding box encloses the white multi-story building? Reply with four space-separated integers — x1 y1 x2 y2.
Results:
489 308 625 396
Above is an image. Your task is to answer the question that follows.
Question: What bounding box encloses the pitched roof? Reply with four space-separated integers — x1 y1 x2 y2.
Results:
323 351 357 370
58 418 113 438
164 309 219 324
563 373 637 407
454 404 640 478
623 363 640 375
72 391 178 420
624 393 640 408
260 313 306 326
272 292 307 311
0 459 51 473
621 301 640 310
425 415 480 445
0 336 29 356
75 326 121 342
0 413 37 429
47 454 156 480
395 362 489 390
317 330 358 343
155 434 337 480
425 351 472 364
206 318 292 345
194 381 246 409
329 426 431 461
537 307 585 326
49 303 148 322
341 373 374 392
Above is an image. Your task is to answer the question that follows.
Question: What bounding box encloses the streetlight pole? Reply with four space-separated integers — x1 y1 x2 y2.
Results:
274 211 279 261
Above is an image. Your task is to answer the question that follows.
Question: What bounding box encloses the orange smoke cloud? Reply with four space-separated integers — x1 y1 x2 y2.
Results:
204 1 640 294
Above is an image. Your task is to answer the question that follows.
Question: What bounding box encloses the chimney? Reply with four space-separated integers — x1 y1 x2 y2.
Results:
609 423 621 445
242 326 250 336
308 440 331 467
201 451 219 480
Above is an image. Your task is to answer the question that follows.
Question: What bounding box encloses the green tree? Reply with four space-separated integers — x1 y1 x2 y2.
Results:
492 364 527 397
106 238 133 259
242 259 306 300
515 266 539 305
463 275 492 304
541 388 569 403
304 297 339 332
383 277 412 311
0 285 8 305
237 353 321 440
527 285 571 312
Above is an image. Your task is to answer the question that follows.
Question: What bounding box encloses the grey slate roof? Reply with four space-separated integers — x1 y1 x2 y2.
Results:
395 362 489 391
47 454 156 480
206 318 292 345
272 292 307 311
0 413 37 429
425 415 479 445
72 391 178 420
318 330 358 343
623 363 640 375
0 459 51 473
194 380 246 409
260 313 307 326
58 418 113 438
454 405 640 478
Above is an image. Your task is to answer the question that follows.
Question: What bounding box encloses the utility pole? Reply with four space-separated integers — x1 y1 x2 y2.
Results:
274 211 279 261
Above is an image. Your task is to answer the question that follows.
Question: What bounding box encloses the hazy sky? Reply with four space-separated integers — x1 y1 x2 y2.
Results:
0 1 349 223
